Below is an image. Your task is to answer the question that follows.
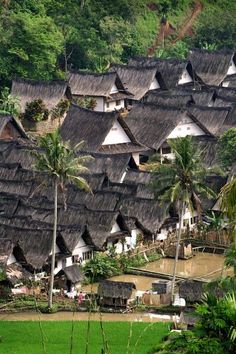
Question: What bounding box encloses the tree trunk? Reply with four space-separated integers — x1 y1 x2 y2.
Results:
171 201 185 303
48 178 58 309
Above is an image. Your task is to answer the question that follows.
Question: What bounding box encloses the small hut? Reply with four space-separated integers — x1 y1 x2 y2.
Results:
98 280 136 308
55 264 84 292
165 241 193 259
179 280 204 303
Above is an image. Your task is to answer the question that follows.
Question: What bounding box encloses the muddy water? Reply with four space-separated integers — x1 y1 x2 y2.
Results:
82 253 232 294
0 312 175 322
141 253 231 279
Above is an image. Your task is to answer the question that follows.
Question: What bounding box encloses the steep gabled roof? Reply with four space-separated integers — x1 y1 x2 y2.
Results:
68 71 129 97
118 196 169 234
109 64 165 100
188 106 231 136
129 57 194 89
11 79 69 112
188 49 235 86
85 153 138 182
0 224 53 269
0 113 28 139
125 103 187 150
60 104 144 153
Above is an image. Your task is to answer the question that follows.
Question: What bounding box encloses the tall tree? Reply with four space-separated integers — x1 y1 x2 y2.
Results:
34 129 92 309
147 136 216 300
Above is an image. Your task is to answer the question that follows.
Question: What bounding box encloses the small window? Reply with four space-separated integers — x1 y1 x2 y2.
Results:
82 251 93 261
106 102 110 108
55 260 58 268
161 147 171 154
187 127 190 130
116 100 121 106
178 127 181 131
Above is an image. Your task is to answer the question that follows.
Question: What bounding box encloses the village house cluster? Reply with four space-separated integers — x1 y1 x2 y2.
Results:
0 48 235 292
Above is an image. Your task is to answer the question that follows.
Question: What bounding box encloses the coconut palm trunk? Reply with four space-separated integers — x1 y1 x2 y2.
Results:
171 201 185 302
48 178 58 309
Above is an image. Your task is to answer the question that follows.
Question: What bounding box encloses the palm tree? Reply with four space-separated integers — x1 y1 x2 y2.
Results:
147 136 216 301
220 176 236 274
34 128 92 309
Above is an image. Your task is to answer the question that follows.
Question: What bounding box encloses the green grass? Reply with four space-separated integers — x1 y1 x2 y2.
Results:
0 320 169 354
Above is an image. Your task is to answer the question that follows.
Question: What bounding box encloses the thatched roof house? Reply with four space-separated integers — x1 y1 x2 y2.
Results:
179 280 204 303
129 57 194 89
188 49 236 86
109 64 165 100
188 106 231 136
11 79 70 113
125 103 209 151
60 104 146 154
68 71 130 99
0 114 28 140
98 280 136 307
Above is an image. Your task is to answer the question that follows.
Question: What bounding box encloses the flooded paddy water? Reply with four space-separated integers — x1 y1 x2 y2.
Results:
83 253 232 293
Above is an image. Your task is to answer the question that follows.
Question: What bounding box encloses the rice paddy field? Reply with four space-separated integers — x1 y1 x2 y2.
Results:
0 320 169 354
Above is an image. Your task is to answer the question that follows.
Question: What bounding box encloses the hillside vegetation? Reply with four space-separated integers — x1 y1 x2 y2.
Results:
0 0 235 84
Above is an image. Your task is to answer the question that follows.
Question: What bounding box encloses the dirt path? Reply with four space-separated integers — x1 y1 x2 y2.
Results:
147 0 203 56
171 0 203 44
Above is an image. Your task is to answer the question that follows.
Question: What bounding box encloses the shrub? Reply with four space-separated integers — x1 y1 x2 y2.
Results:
24 99 49 122
76 96 97 110
51 99 70 119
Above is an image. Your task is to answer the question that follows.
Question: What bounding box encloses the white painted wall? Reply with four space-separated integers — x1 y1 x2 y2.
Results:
102 121 131 145
111 221 121 233
105 99 125 112
178 69 193 85
176 208 199 231
226 59 236 76
110 84 119 94
94 97 105 112
7 252 16 265
149 77 160 90
167 115 205 139
132 152 140 165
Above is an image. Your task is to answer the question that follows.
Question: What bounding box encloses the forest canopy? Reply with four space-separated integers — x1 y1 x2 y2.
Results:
0 0 236 84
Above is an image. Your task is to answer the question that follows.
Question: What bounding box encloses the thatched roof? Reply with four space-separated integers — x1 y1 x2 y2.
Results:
0 224 53 269
213 86 236 99
188 106 231 136
123 169 151 185
222 74 236 88
60 104 143 153
98 280 135 299
179 280 204 302
68 71 129 97
145 91 193 107
0 114 28 139
118 196 169 234
163 87 215 106
109 64 165 100
129 57 194 89
59 264 84 283
86 153 138 183
125 103 188 150
11 79 69 112
188 49 235 86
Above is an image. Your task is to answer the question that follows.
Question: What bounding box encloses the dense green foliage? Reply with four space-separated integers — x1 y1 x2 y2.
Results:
0 0 236 84
219 128 236 169
83 251 160 281
152 292 236 353
0 320 168 354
